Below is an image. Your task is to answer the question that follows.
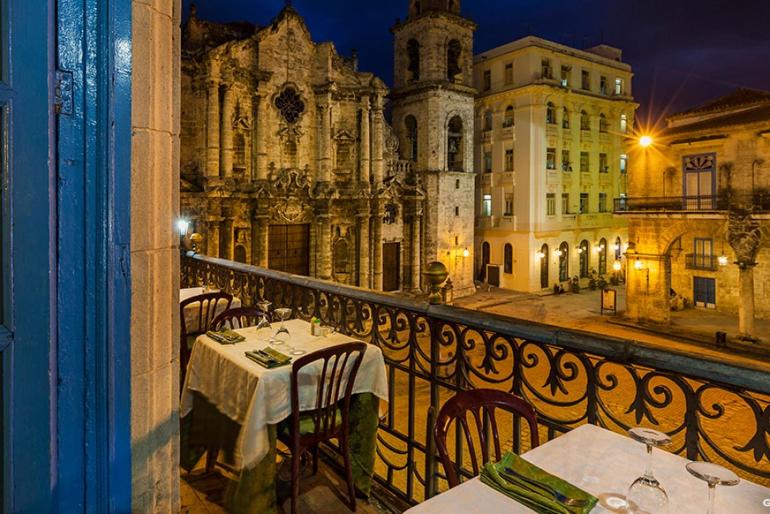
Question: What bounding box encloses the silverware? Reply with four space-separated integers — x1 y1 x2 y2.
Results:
501 467 588 508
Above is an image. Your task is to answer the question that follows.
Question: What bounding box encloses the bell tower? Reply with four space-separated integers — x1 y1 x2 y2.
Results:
391 0 476 297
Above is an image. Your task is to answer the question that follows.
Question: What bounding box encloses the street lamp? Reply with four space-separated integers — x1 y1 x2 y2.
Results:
639 135 653 148
177 218 190 236
535 250 545 260
613 260 622 272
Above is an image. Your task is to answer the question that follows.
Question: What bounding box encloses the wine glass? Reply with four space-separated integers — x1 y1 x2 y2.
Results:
685 462 739 514
626 427 672 514
271 307 293 344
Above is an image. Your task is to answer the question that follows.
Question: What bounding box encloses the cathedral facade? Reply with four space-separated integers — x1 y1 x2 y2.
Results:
180 1 476 296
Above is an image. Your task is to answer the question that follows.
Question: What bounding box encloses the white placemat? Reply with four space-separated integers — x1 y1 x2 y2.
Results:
180 318 389 469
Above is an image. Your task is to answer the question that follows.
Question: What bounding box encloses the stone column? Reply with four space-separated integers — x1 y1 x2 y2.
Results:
221 218 234 261
411 209 423 291
358 210 371 288
317 214 332 280
359 96 370 183
728 212 762 340
254 94 267 181
738 266 756 338
257 216 269 267
206 219 221 258
317 96 332 182
372 204 383 290
371 96 385 185
220 85 233 178
206 78 220 179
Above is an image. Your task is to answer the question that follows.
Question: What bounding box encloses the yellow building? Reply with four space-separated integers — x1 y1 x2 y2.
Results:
474 37 636 291
620 89 770 340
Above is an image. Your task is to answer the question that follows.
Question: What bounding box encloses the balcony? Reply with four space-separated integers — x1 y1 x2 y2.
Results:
181 252 770 508
685 254 720 271
614 193 770 214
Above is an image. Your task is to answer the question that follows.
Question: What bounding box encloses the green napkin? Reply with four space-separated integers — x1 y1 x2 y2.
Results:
479 452 597 514
206 328 246 345
245 347 292 369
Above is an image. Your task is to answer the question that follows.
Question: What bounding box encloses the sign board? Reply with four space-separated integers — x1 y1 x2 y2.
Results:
601 288 617 315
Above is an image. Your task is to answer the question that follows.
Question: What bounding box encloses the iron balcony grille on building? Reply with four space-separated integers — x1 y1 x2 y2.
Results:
685 253 720 271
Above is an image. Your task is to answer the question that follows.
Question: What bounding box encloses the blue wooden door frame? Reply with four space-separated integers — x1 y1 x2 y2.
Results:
56 0 133 511
3 0 132 511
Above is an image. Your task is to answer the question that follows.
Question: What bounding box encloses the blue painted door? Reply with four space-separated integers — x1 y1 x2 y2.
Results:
693 277 716 308
1 0 132 511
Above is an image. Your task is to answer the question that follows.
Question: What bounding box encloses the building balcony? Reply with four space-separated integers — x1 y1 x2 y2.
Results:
180 252 770 510
685 254 720 271
614 193 770 214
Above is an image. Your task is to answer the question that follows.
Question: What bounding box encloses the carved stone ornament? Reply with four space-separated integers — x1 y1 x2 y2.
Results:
270 197 313 224
274 84 306 125
727 211 762 268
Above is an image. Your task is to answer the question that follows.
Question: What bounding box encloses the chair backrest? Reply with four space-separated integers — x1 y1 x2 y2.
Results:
211 307 266 331
179 292 233 377
290 342 367 443
434 388 539 488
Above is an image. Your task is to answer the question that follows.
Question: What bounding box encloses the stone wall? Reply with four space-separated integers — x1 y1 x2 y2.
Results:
130 0 181 511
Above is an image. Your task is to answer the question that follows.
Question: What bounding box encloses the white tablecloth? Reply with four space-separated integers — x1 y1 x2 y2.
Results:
406 424 770 513
180 319 389 469
180 287 241 333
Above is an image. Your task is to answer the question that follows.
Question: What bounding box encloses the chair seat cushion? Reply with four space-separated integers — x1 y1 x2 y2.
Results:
278 408 343 439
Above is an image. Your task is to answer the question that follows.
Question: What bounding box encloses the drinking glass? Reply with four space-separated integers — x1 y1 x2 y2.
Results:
626 427 672 514
685 461 739 514
255 300 272 336
271 307 292 344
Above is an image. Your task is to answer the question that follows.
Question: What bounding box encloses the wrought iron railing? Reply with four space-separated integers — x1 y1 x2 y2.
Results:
685 254 720 272
181 253 770 506
614 193 770 213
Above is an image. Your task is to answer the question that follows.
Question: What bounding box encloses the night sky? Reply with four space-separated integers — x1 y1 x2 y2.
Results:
182 0 770 127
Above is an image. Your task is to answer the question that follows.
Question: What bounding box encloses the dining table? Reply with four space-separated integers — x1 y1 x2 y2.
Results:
179 286 242 333
179 318 389 514
406 424 770 513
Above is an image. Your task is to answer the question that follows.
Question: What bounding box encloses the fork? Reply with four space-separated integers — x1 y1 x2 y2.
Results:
501 467 588 508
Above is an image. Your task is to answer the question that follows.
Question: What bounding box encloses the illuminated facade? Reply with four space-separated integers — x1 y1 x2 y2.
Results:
473 37 635 292
619 89 770 339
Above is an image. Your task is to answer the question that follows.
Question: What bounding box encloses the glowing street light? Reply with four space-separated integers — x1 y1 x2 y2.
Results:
535 251 545 260
718 255 729 267
613 260 622 272
639 135 653 148
462 248 470 258
177 218 190 236
634 258 644 270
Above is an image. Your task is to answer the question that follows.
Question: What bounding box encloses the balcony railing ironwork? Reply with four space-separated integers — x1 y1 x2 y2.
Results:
685 254 720 271
614 193 770 213
181 253 770 505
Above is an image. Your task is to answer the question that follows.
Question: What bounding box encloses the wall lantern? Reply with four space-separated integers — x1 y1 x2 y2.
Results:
717 255 729 267
634 258 644 270
554 250 563 258
177 218 190 237
462 248 470 258
535 251 545 260
613 260 622 272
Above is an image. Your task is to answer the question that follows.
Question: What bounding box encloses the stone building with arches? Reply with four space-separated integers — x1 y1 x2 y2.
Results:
473 37 635 292
620 89 770 339
179 4 427 293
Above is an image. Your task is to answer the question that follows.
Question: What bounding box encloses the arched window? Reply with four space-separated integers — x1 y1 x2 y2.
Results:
620 113 628 133
540 243 549 288
599 113 608 133
447 39 462 82
579 240 590 278
407 39 420 82
562 107 570 129
615 236 622 260
234 245 247 264
580 110 590 131
598 237 607 275
405 115 418 161
483 110 493 131
558 242 569 281
447 115 464 171
504 243 513 274
546 102 556 124
503 105 514 128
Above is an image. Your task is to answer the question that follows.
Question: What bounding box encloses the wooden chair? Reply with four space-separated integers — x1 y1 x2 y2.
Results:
433 388 539 488
211 306 266 331
179 291 233 383
279 342 367 514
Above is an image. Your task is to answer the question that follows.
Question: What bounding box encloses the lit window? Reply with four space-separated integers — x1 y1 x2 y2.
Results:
546 148 556 170
620 114 628 133
615 78 624 95
482 194 492 217
620 154 628 174
546 193 556 216
560 65 571 87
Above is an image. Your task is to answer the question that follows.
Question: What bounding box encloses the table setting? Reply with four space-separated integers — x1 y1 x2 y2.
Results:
408 424 770 514
179 313 389 514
